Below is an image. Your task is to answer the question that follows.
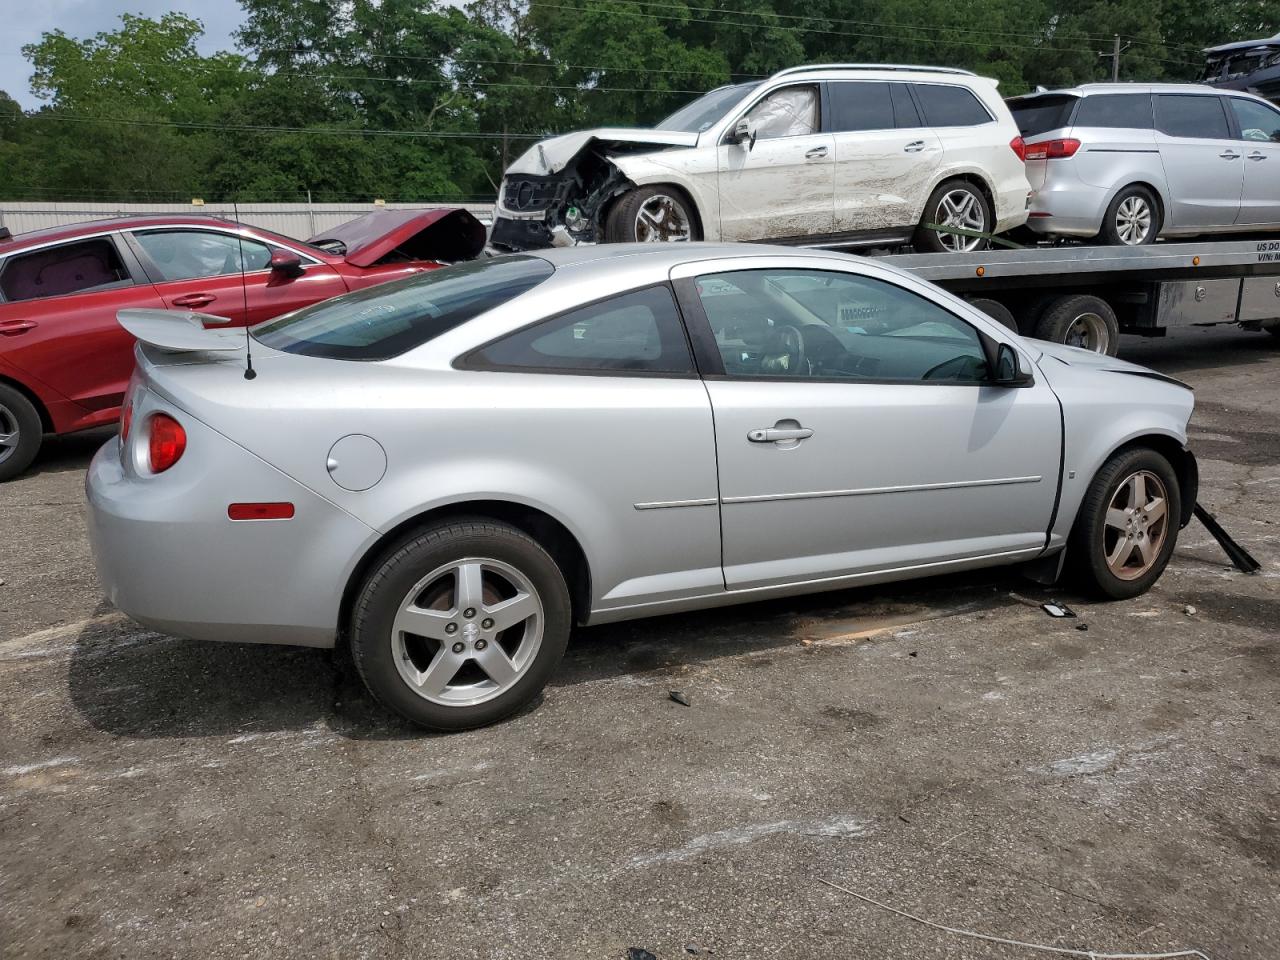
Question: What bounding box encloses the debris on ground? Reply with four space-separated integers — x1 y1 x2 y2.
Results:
628 948 658 960
1184 605 1197 616
668 690 690 707
1042 601 1076 618
1076 623 1089 631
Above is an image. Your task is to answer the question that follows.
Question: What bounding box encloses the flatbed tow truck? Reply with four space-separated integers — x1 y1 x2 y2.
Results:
881 237 1280 356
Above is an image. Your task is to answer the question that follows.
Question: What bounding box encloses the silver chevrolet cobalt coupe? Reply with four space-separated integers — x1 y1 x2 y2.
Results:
87 245 1198 730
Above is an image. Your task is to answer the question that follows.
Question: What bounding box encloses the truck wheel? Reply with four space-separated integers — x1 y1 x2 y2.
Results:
1099 185 1160 246
1068 447 1181 600
604 187 700 243
914 180 992 253
1034 294 1120 356
349 518 571 731
0 384 43 482
969 298 1019 333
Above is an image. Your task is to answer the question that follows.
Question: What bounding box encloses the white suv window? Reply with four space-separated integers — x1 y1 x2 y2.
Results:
912 84 993 127
744 85 819 140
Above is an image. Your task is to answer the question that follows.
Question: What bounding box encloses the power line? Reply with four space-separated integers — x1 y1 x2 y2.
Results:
3 111 549 139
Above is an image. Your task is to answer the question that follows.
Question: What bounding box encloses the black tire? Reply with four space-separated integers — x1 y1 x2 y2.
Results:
913 180 993 253
1034 294 1120 356
1098 185 1161 246
968 298 1019 333
349 519 571 731
1068 447 1182 600
0 383 43 482
603 186 701 244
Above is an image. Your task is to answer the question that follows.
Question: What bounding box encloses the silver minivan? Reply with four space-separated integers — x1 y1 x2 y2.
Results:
1007 84 1280 244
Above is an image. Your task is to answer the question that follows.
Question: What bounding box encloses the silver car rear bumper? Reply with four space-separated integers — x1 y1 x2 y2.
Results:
86 432 375 649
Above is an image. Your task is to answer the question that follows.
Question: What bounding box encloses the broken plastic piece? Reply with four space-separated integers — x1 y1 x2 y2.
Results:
1193 504 1261 573
669 690 690 707
1042 602 1076 618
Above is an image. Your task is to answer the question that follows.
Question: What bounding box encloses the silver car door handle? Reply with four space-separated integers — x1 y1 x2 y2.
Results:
748 427 814 443
805 146 828 160
904 140 926 152
1220 150 1241 159
1248 152 1267 160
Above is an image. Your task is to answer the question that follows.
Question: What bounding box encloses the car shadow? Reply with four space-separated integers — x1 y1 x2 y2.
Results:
66 568 1047 742
23 426 115 479
1122 326 1279 376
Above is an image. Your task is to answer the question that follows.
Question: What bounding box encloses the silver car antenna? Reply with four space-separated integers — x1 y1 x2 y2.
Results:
231 199 257 380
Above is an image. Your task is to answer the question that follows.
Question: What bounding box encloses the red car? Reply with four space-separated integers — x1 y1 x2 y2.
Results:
0 208 485 480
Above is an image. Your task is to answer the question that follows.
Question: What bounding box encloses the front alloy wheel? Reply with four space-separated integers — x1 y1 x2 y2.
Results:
604 186 701 244
1101 471 1170 581
350 519 571 731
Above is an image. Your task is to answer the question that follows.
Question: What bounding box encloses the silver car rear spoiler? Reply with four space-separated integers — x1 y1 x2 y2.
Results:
117 308 244 354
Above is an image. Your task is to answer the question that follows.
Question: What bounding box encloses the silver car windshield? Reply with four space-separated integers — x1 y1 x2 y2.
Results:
253 255 554 361
655 81 760 132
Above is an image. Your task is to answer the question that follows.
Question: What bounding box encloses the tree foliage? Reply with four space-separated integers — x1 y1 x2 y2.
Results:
0 1 1276 202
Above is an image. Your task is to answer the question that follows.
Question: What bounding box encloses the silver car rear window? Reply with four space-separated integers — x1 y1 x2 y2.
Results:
252 255 554 361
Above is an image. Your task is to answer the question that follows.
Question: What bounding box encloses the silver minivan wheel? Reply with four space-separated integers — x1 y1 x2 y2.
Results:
1114 195 1153 245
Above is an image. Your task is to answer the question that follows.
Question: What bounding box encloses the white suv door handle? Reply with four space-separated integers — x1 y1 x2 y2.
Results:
904 140 926 152
805 146 828 160
1220 150 1241 159
1248 151 1268 161
748 426 814 443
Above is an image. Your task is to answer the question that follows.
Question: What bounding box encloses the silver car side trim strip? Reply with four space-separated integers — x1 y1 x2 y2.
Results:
633 497 719 510
720 475 1043 505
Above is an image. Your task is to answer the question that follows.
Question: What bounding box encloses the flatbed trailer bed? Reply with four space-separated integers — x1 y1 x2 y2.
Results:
878 238 1280 355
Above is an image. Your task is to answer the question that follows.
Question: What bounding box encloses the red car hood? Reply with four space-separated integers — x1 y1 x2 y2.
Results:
308 208 486 267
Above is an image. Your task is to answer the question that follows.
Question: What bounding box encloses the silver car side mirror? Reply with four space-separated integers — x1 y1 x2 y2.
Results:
993 342 1033 386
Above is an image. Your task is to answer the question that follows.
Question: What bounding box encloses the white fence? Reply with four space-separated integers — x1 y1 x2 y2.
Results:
0 200 495 242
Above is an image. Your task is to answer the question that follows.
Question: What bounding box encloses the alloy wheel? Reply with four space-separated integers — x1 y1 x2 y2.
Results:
0 401 19 468
1114 195 1152 245
1064 311 1111 354
1102 470 1169 580
935 189 986 252
634 195 692 242
391 557 544 707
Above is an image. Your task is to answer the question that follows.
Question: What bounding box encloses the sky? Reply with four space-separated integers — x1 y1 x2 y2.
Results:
0 0 245 107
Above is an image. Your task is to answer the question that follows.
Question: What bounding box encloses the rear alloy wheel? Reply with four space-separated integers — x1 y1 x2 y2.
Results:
1034 294 1120 356
604 186 700 244
1069 448 1181 600
914 181 992 253
1100 185 1160 246
0 384 42 483
350 519 571 731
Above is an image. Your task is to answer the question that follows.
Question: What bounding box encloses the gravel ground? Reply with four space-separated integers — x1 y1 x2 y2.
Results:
2 325 1278 960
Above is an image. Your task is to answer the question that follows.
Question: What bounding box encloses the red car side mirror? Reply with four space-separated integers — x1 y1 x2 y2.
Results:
269 249 304 278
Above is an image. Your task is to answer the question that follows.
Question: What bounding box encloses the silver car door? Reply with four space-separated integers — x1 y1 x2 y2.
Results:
828 81 942 236
716 83 835 241
672 256 1061 592
1227 97 1280 225
1153 93 1245 228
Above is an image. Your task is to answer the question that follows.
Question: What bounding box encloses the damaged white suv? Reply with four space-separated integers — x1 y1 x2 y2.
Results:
491 65 1032 254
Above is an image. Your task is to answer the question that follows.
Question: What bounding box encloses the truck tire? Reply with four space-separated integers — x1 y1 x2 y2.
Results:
0 383 43 482
1034 294 1120 356
604 187 701 243
349 518 571 731
968 298 1019 333
1099 185 1161 246
1068 446 1181 600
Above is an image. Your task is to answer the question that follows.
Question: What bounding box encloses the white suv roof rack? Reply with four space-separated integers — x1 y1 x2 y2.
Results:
771 64 978 79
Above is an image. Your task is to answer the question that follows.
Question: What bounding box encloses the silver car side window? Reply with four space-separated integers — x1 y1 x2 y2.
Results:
466 284 695 376
692 269 989 383
744 85 819 140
